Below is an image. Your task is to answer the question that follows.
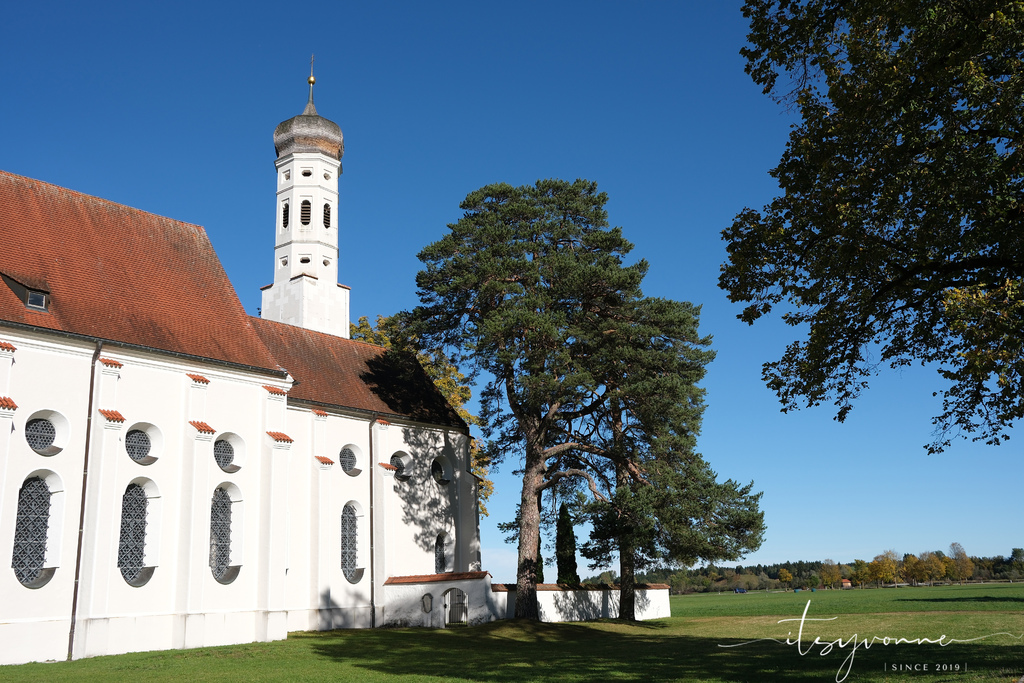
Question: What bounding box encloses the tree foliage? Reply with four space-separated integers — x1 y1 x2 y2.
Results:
414 178 762 619
555 502 581 586
414 179 646 618
350 314 494 514
721 0 1024 452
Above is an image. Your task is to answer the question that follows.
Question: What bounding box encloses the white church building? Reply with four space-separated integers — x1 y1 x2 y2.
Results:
0 78 670 666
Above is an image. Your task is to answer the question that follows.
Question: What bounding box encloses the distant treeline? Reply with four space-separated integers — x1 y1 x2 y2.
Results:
582 546 1024 593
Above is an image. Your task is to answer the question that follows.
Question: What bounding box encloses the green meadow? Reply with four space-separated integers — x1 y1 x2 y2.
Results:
2 583 1021 682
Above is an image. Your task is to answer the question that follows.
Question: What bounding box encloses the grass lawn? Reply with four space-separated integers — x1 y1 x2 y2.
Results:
2 584 1021 682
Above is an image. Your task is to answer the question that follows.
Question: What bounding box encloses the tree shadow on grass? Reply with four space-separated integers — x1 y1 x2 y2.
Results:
896 596 1024 605
301 620 1024 682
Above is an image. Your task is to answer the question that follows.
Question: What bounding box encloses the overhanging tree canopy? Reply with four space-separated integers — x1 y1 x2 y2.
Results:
721 0 1024 452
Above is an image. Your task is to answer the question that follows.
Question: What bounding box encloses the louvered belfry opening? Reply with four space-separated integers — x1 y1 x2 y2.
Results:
117 483 148 584
282 202 290 228
300 200 311 225
12 477 50 585
323 203 331 228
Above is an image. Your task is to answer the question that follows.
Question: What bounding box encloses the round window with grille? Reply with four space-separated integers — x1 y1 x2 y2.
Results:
431 459 450 485
25 419 56 454
339 447 357 474
214 440 234 470
125 430 152 462
390 454 408 479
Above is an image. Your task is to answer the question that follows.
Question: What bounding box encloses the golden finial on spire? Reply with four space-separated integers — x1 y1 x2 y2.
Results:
308 54 316 85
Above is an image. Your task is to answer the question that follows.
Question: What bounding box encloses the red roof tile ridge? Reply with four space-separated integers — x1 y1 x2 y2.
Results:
315 455 334 465
375 417 391 426
312 408 328 417
250 316 388 352
0 341 16 352
186 373 210 384
0 396 18 410
383 571 491 585
98 408 126 422
378 461 398 471
267 431 293 443
0 171 207 233
99 357 123 368
262 385 287 396
189 420 216 434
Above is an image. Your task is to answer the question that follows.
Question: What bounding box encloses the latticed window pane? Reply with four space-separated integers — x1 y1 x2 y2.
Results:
435 534 446 573
12 477 50 585
125 429 151 462
117 484 148 584
390 454 406 478
341 504 358 582
339 447 356 473
25 419 56 453
209 488 232 581
214 440 234 470
323 203 331 228
300 200 311 225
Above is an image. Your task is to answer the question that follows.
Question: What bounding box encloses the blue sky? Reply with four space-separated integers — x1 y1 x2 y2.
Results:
3 1 1020 582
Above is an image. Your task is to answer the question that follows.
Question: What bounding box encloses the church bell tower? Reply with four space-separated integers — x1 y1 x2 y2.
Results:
260 72 350 338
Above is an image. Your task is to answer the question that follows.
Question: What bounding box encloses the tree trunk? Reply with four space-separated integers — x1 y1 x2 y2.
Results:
618 538 636 621
514 439 545 620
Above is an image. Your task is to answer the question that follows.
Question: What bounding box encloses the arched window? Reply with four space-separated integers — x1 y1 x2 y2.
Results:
209 487 234 583
12 477 51 586
300 200 311 226
434 533 447 573
282 201 290 228
341 503 360 583
118 483 150 585
323 203 331 228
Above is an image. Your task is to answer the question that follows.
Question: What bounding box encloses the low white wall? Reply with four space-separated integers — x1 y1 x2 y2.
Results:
380 572 504 628
491 584 671 622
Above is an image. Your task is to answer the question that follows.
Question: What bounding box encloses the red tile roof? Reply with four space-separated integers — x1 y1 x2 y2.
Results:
376 417 391 426
99 357 123 368
251 318 465 428
186 373 210 384
384 571 491 585
267 431 293 443
312 408 328 417
98 409 125 422
0 396 17 410
378 461 398 471
189 420 216 434
0 172 280 372
0 341 16 352
263 385 287 396
315 455 334 465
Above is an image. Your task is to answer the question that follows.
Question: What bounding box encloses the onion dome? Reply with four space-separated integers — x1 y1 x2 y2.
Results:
273 75 344 161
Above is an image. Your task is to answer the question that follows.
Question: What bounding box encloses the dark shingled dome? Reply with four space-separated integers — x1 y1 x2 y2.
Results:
273 89 344 161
